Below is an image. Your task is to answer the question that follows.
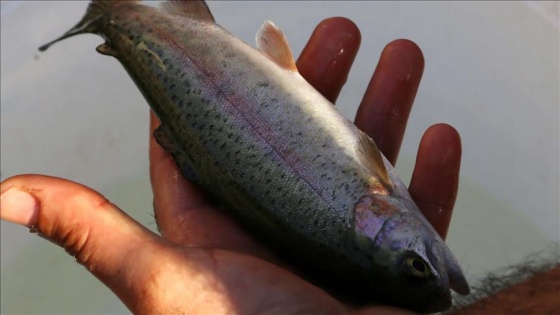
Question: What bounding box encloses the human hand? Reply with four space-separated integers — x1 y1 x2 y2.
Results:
0 17 461 314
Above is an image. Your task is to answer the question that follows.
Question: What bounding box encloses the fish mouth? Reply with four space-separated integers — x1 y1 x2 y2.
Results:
427 235 470 296
439 242 470 295
421 239 469 312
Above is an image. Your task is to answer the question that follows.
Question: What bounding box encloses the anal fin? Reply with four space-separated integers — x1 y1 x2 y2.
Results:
96 43 117 56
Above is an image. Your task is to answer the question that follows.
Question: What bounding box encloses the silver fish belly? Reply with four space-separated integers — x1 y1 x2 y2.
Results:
39 0 469 312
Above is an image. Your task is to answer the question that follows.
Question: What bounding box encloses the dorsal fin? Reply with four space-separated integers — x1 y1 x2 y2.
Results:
160 0 215 22
357 131 393 192
256 21 298 72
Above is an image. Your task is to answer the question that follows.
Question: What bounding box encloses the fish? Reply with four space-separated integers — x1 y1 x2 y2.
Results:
39 0 469 312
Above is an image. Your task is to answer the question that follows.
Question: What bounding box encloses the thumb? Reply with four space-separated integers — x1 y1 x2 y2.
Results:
0 174 174 312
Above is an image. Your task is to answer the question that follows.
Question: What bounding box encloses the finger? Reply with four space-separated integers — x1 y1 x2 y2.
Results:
149 112 275 259
296 17 361 103
0 174 173 311
409 124 462 239
354 39 424 165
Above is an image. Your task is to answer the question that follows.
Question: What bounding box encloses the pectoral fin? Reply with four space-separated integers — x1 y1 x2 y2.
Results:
256 21 298 72
357 131 393 192
154 124 198 183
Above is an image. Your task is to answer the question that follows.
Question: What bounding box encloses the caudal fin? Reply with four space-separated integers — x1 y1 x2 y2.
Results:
39 0 140 52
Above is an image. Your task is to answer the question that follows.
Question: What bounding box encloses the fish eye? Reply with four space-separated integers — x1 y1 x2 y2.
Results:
404 256 431 278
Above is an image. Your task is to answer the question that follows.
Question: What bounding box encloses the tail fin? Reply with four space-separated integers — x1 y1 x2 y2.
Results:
39 0 139 52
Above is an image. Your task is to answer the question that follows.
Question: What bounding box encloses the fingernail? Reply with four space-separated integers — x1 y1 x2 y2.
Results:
0 188 38 226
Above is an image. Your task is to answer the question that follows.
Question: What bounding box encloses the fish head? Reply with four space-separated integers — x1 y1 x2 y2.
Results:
353 194 469 312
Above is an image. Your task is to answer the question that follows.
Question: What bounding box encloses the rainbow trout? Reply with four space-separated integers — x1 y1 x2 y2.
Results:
40 0 469 311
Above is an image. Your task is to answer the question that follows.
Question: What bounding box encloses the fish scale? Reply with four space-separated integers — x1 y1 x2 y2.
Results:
39 0 469 312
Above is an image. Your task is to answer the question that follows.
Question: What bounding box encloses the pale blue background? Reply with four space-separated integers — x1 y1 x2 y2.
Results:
1 1 559 313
